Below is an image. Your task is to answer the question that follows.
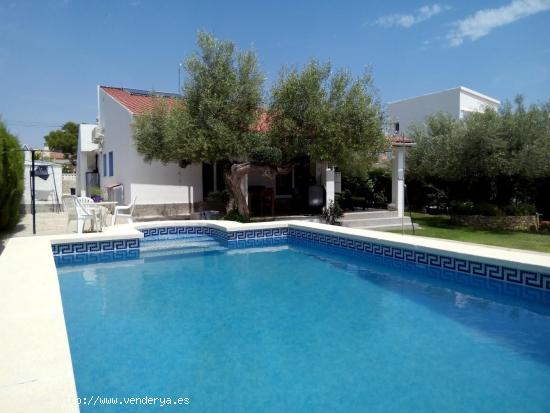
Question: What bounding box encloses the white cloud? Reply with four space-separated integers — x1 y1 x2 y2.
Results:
448 0 550 46
376 4 449 28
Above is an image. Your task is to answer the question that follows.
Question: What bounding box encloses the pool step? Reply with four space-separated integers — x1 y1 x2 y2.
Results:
141 236 228 257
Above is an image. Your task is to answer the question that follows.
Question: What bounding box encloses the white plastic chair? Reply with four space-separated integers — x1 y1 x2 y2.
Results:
79 196 104 230
78 196 95 204
62 195 97 233
112 197 137 225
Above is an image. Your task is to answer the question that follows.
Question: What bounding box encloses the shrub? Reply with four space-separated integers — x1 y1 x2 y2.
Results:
336 189 353 210
0 122 24 231
339 167 390 210
222 208 249 223
321 200 344 225
449 200 476 215
449 200 536 217
205 190 231 212
476 202 502 217
503 202 537 216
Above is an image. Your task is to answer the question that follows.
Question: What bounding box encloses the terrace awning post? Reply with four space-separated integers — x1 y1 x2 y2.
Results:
389 146 406 218
325 167 335 207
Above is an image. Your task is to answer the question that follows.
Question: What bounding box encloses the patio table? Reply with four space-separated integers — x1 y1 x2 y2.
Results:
87 202 118 230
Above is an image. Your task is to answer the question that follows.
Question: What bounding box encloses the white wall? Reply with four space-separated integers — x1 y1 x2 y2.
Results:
387 87 500 135
77 124 98 196
97 88 203 205
459 88 500 118
22 161 63 206
387 88 460 135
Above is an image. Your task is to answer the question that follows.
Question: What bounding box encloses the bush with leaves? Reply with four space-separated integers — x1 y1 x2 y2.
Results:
0 121 24 231
408 97 550 216
222 208 249 223
321 200 344 225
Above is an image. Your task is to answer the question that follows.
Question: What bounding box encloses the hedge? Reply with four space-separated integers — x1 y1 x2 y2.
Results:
0 121 24 231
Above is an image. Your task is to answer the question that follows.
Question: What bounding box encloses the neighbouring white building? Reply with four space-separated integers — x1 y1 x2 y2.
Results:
387 86 500 135
21 145 63 213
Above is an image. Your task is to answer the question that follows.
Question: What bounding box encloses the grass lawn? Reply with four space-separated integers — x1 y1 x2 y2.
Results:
393 213 550 253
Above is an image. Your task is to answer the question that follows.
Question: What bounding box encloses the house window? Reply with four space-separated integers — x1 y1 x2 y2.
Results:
394 122 400 133
108 152 114 177
103 154 107 177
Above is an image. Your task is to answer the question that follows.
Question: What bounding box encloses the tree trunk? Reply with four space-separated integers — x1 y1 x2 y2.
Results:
223 163 252 218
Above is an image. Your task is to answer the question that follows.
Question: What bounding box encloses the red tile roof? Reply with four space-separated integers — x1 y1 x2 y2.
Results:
101 85 271 132
388 135 415 145
100 86 179 115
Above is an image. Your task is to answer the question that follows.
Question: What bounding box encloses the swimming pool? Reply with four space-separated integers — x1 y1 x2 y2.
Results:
57 233 550 412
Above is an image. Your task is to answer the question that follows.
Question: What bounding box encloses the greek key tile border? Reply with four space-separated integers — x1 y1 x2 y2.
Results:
51 238 140 256
52 225 550 292
288 228 550 292
140 226 288 243
140 226 226 242
227 227 288 242
55 249 140 267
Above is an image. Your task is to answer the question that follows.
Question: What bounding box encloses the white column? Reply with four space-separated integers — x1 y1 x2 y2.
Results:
325 167 335 206
188 185 194 213
389 146 405 218
77 153 88 197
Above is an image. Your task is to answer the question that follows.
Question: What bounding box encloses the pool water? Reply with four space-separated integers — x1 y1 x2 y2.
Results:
57 236 550 412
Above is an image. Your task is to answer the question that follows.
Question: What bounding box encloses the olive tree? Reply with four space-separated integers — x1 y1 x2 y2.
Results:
134 33 386 219
268 61 386 178
408 97 550 208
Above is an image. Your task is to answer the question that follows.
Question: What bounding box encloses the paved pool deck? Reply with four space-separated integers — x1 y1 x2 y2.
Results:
1 220 550 412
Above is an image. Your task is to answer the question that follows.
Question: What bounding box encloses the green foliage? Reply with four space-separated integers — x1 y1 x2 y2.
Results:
135 31 265 165
448 200 536 217
321 200 344 225
248 146 282 165
205 190 231 212
222 208 250 222
134 99 180 164
134 32 386 219
89 186 102 197
268 61 386 168
503 202 537 216
0 121 24 231
337 167 391 210
44 121 78 161
408 98 550 214
206 190 230 205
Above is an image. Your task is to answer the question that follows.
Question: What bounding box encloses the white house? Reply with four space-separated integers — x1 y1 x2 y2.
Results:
75 84 428 223
387 86 500 135
77 86 203 218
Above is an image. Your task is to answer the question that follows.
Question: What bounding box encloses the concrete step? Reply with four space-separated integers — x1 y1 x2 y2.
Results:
359 223 419 232
342 210 398 220
342 216 415 230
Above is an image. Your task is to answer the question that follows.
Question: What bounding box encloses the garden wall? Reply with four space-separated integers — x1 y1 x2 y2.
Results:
451 215 538 231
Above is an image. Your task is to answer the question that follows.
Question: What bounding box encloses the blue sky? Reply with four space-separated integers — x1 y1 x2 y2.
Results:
1 0 549 147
